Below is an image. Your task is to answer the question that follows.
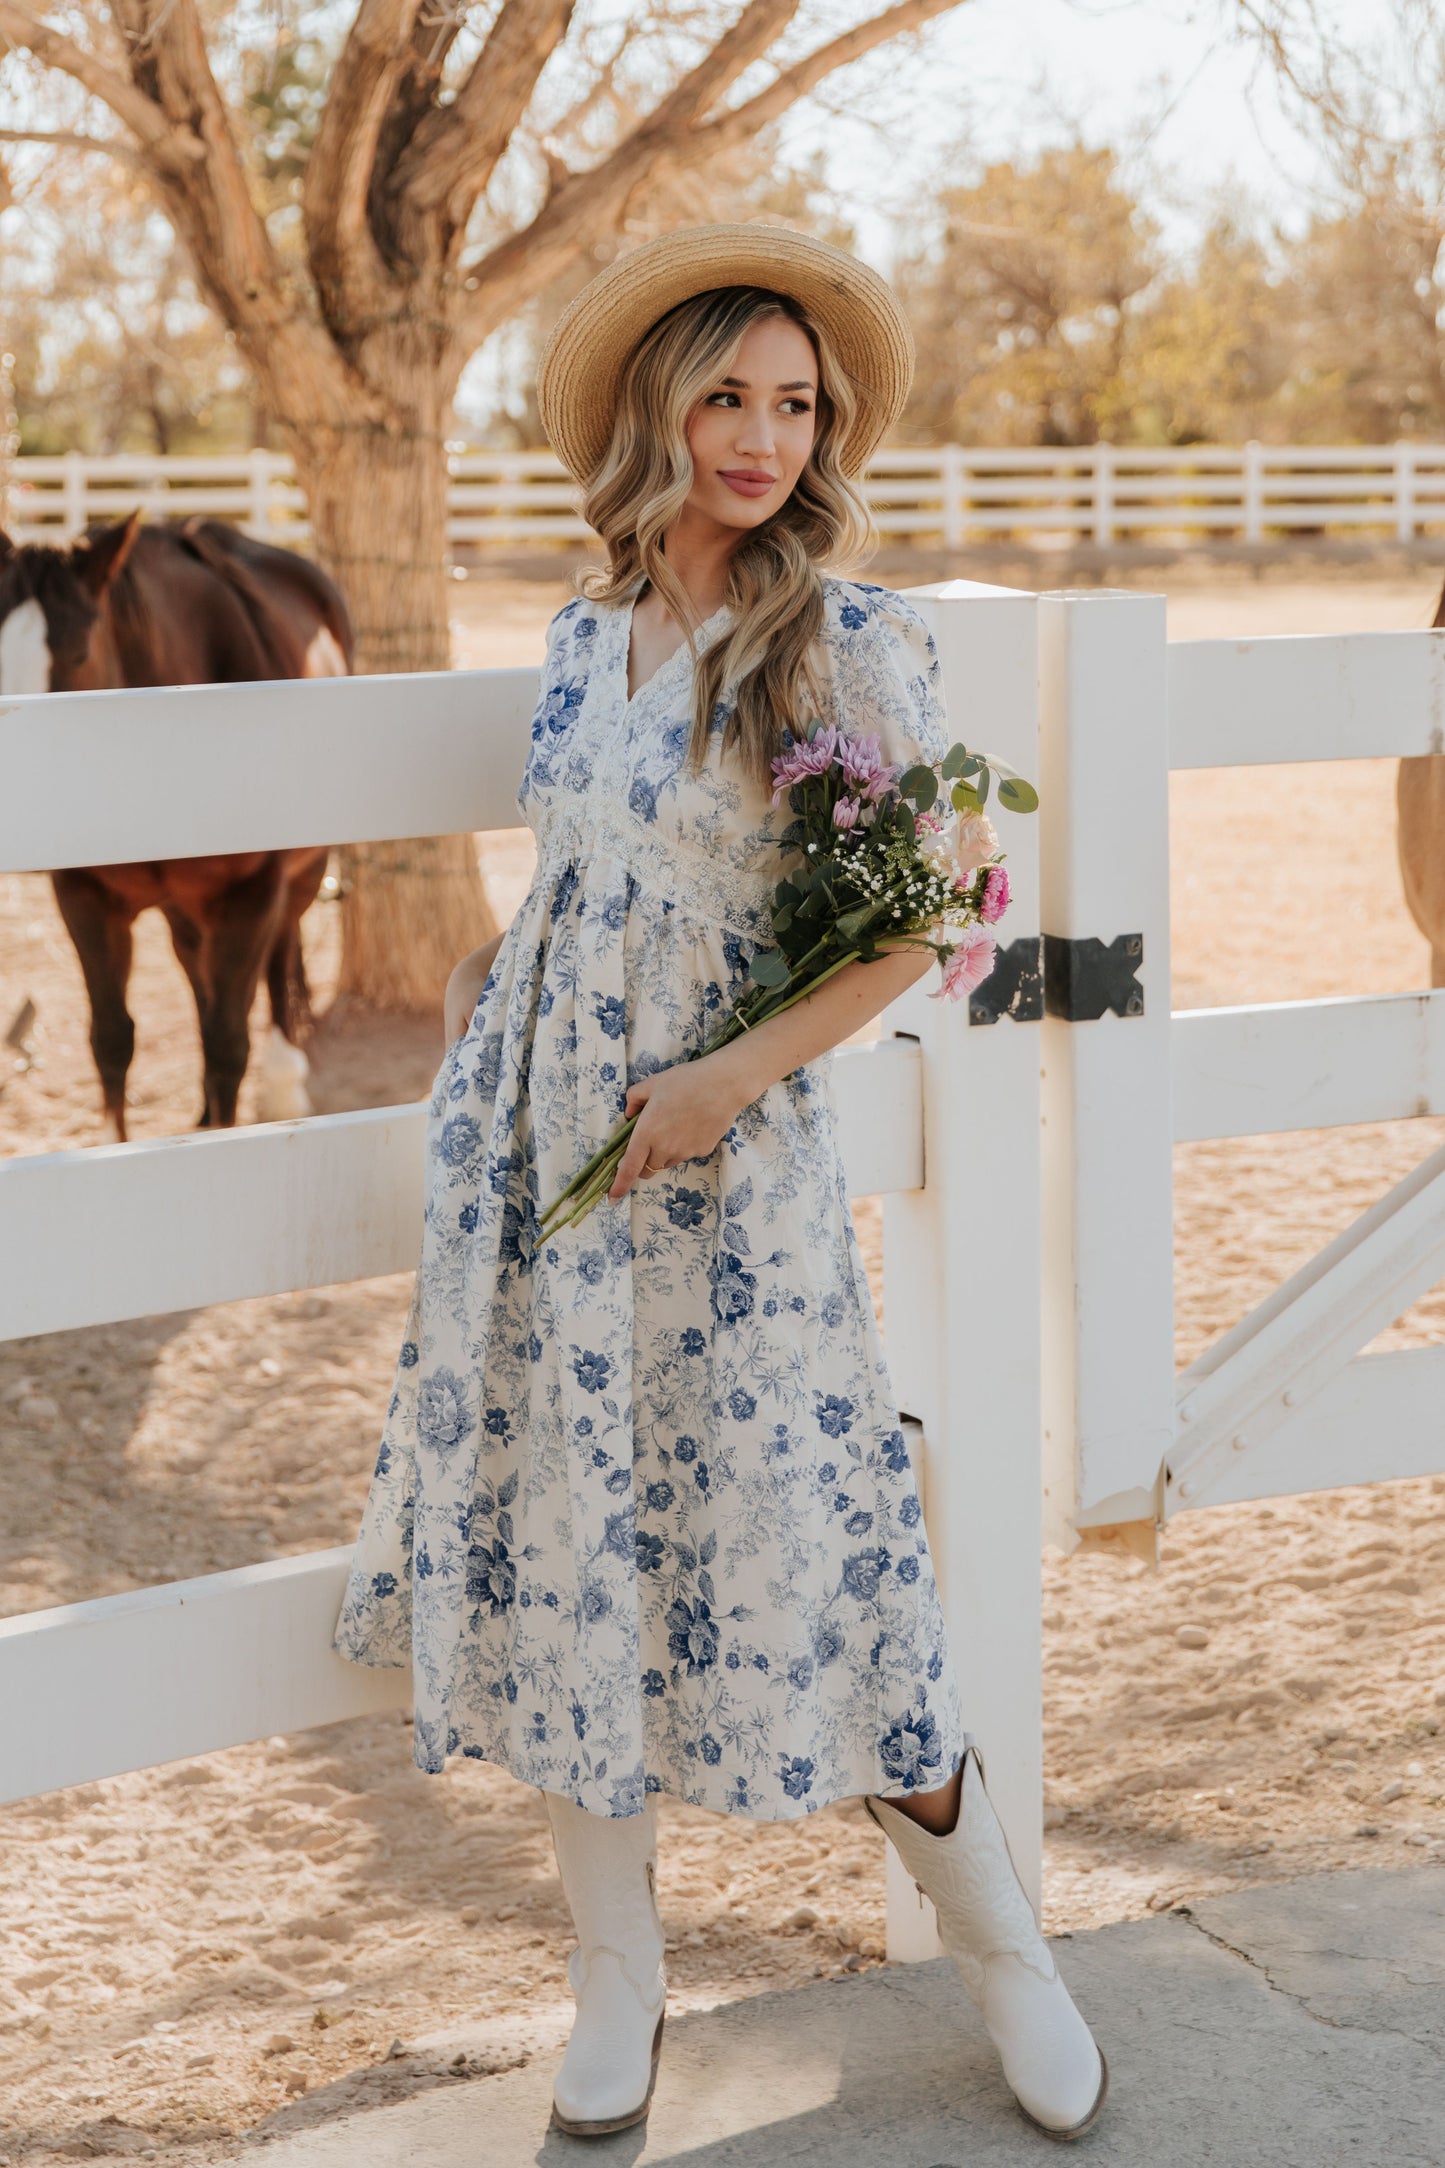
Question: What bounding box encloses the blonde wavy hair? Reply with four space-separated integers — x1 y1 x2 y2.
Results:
580 285 875 791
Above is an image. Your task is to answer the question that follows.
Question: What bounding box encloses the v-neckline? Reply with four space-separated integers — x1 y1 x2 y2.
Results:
620 589 731 712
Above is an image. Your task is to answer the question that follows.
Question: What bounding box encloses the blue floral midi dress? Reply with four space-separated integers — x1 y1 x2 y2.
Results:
334 573 966 1820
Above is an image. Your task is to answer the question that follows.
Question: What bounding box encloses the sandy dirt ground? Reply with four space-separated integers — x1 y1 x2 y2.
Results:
3 567 1445 2162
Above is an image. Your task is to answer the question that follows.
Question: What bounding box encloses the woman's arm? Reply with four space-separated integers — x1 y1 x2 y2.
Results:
607 945 934 1201
444 929 509 1046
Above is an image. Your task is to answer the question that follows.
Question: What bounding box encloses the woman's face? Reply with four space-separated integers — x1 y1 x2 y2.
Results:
682 314 819 534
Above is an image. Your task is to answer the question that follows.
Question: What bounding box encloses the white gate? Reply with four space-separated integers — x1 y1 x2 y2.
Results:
0 585 1044 1965
1038 594 1445 1541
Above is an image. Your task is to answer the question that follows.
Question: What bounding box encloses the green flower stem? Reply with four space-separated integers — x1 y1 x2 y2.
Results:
538 1133 633 1236
537 917 947 1236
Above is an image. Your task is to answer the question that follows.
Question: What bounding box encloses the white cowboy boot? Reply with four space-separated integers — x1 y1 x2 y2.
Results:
866 1736 1107 2141
544 1791 667 2136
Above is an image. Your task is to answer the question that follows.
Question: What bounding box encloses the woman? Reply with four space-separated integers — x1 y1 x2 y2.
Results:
334 224 1105 2144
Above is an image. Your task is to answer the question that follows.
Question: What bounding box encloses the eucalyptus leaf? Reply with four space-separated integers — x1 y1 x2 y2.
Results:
898 763 938 810
748 947 791 987
998 776 1040 813
941 743 967 779
976 766 991 806
951 780 983 814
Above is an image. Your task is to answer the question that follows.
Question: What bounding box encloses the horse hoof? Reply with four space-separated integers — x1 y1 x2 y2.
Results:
257 1030 313 1122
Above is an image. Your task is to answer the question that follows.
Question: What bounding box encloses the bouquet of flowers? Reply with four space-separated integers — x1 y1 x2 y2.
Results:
537 723 1039 1235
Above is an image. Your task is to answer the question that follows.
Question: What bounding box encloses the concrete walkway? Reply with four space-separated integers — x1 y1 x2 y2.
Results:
246 1865 1445 2167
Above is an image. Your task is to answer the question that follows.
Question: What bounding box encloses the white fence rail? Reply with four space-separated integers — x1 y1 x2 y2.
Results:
7 582 1445 1964
0 585 1042 1968
0 1042 924 1346
14 443 1445 549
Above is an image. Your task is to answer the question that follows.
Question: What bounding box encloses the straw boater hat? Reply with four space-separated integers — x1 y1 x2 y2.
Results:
537 223 914 486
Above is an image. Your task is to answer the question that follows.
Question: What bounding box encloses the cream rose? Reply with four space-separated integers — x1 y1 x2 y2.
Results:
955 810 1001 876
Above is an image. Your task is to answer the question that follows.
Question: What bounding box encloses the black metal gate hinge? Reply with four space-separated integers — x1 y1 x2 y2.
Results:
968 936 1044 1025
1043 933 1144 1020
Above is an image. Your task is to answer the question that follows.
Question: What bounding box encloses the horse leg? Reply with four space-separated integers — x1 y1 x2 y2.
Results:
160 906 215 1128
258 851 327 1121
201 858 287 1128
50 871 138 1142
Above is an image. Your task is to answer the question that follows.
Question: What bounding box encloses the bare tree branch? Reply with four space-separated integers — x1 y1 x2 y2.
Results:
390 0 576 237
364 3 470 258
303 0 423 323
0 1 202 170
105 0 289 318
688 0 962 162
0 123 141 166
461 0 962 343
6 0 365 419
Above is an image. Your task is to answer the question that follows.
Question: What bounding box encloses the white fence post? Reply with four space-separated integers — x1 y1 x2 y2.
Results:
1395 440 1416 545
1037 593 1174 1539
62 448 86 539
884 580 1044 1957
1092 441 1114 546
941 443 968 551
246 447 271 536
1242 440 1264 545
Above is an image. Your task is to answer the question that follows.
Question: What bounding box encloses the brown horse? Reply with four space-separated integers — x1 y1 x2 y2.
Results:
0 512 353 1138
1399 580 1445 986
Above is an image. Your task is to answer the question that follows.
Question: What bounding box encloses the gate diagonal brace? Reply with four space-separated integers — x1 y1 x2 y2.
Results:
1167 1133 1445 1512
968 935 1043 1025
1044 934 1144 1021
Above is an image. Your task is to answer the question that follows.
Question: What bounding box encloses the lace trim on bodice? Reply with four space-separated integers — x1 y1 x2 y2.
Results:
532 802 774 940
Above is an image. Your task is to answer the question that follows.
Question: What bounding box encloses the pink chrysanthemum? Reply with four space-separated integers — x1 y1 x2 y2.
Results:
838 732 885 788
832 796 862 831
770 727 841 804
931 925 997 1002
979 864 1011 923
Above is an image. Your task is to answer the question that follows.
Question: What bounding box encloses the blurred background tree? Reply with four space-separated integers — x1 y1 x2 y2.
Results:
898 144 1161 445
1121 210 1289 445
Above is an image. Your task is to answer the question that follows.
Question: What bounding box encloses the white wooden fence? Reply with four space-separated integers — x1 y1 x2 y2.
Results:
14 443 1445 549
3 582 1444 1968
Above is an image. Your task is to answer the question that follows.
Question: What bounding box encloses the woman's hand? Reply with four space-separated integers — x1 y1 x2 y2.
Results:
606 942 937 1205
444 933 505 1047
607 1056 746 1201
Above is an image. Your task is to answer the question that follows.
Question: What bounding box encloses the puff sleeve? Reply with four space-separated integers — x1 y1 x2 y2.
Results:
820 582 949 770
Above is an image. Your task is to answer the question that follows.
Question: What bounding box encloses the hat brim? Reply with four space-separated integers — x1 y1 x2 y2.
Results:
537 223 913 486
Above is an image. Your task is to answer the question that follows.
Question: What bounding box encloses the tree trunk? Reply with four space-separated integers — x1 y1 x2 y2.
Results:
293 402 500 1014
